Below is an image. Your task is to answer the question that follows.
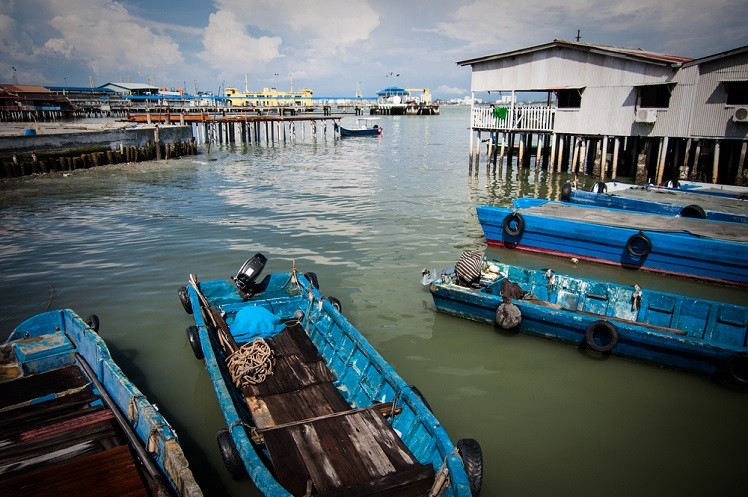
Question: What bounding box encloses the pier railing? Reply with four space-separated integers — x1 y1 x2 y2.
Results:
471 105 555 132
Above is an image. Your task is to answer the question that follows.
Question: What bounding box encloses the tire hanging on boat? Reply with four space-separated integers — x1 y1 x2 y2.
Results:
590 182 607 193
178 286 193 314
584 320 619 352
679 204 706 219
560 182 572 202
86 314 100 333
327 296 342 312
625 232 652 258
725 353 748 385
303 272 320 289
457 438 484 497
185 325 203 360
216 429 247 480
502 212 525 237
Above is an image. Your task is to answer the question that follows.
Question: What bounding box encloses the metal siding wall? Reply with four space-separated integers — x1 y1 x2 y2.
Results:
469 48 682 138
690 53 748 138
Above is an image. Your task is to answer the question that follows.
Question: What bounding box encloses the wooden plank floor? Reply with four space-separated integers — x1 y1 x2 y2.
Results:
0 362 152 496
241 322 435 497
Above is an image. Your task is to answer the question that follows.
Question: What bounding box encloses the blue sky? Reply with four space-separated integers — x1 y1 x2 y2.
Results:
2 0 747 99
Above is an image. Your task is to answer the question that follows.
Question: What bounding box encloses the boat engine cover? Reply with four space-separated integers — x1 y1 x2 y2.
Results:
233 253 268 293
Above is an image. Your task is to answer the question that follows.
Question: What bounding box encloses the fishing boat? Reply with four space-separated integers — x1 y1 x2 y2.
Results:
177 254 483 497
335 118 383 137
0 309 202 496
425 251 748 384
561 183 748 224
476 199 748 287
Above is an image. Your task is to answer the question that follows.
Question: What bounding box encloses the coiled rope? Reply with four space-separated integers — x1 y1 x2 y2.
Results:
225 337 275 387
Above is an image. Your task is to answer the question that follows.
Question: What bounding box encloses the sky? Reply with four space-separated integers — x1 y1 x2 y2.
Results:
2 0 748 100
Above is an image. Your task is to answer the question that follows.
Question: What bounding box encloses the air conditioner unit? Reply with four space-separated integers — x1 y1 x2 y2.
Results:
635 108 657 123
733 106 748 122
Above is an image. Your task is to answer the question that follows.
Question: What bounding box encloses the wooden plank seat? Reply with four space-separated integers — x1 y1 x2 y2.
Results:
240 322 435 496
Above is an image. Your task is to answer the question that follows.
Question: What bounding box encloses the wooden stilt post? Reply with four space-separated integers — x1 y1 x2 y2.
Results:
556 134 565 173
737 141 747 185
549 133 557 171
612 137 620 179
600 136 609 179
476 130 481 168
692 140 701 180
536 134 544 169
656 136 668 185
712 140 720 183
571 138 580 174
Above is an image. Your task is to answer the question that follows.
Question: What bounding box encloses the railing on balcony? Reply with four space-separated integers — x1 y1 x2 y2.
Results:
471 105 556 132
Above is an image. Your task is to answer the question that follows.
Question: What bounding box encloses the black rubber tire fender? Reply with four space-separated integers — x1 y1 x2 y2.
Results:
502 212 525 237
457 438 484 497
216 428 247 480
679 204 706 219
86 314 100 333
409 385 432 412
591 181 607 193
303 272 320 289
185 325 204 360
178 286 193 314
725 353 748 386
626 232 652 258
585 320 619 353
327 296 342 312
560 182 572 202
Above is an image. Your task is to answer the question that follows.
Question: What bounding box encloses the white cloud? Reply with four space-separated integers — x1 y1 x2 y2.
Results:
197 9 282 78
435 85 468 96
46 3 184 74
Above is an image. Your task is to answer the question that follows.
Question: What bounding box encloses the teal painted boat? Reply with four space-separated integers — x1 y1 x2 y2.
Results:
178 253 482 497
1 309 202 496
426 251 748 385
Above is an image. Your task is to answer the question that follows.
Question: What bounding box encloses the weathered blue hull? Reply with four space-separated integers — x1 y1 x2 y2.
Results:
182 264 477 497
477 202 748 287
335 123 382 136
562 188 748 224
428 260 748 383
1 309 201 496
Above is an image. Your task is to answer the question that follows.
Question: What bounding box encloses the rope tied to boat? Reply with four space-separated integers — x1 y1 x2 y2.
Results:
428 448 458 497
632 284 642 310
226 338 275 387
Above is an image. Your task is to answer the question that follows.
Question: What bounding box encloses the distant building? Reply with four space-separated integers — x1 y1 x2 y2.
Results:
100 82 160 96
457 40 748 185
0 83 74 121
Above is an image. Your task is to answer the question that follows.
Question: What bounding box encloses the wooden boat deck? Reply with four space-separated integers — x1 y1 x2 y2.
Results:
0 364 152 496
240 322 435 497
522 202 748 242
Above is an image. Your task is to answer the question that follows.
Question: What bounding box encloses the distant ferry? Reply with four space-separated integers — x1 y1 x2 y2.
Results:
224 86 314 109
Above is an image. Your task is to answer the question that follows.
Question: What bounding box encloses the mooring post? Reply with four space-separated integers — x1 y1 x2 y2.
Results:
154 124 161 160
712 140 720 183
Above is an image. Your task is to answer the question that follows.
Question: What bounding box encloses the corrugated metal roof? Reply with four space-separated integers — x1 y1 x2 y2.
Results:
456 39 692 67
682 44 748 67
0 84 52 94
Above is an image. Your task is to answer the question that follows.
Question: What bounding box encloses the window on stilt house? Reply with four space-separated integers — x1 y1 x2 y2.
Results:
555 88 583 109
637 84 674 109
723 81 748 105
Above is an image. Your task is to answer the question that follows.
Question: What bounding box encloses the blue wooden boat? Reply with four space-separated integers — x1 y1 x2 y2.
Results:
335 118 383 137
178 253 482 497
426 252 748 384
560 183 748 224
477 200 748 287
0 309 202 496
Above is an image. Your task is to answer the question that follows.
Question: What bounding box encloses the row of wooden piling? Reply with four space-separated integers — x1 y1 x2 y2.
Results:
0 138 197 179
471 131 748 185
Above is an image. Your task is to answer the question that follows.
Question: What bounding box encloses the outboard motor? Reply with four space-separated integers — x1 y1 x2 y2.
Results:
232 253 267 295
